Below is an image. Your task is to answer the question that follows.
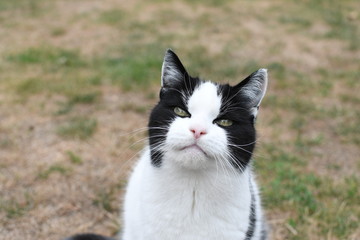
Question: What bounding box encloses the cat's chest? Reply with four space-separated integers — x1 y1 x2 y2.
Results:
139 160 252 239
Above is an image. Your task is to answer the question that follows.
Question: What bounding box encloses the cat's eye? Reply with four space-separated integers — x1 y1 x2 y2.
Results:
174 107 190 117
215 119 233 127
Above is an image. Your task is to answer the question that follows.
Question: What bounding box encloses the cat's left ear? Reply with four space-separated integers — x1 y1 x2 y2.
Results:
236 68 268 117
161 49 188 88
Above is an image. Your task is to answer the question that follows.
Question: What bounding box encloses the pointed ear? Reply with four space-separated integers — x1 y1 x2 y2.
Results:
161 49 188 88
237 68 268 114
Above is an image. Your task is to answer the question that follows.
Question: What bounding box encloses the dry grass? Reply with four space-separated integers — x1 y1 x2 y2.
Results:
0 0 359 239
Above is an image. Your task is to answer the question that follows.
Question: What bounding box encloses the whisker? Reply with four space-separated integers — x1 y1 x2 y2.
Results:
227 140 258 147
117 126 169 139
117 127 148 137
119 148 146 173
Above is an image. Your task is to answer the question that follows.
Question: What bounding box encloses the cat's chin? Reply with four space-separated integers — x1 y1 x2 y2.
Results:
167 148 211 170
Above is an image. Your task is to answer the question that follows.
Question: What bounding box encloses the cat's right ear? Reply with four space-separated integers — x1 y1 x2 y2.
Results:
235 68 268 118
161 49 188 88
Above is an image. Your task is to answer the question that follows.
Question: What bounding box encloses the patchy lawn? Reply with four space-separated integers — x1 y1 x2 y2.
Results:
0 0 359 239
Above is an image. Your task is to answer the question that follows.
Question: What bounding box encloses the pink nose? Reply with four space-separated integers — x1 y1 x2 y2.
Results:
190 128 207 139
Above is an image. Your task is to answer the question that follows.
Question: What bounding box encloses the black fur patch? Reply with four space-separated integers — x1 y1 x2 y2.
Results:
245 181 256 240
64 233 115 240
217 84 256 170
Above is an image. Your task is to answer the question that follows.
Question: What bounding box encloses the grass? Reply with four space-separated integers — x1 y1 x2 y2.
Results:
16 78 45 97
50 27 66 37
0 0 45 15
120 103 149 114
99 9 125 25
256 144 360 239
93 190 116 213
97 50 163 90
319 2 359 50
7 44 165 96
57 117 97 140
8 47 84 67
278 15 312 29
336 111 360 145
0 137 13 149
272 0 360 50
0 192 33 219
93 182 126 214
37 164 71 179
57 92 100 115
182 0 233 7
67 151 83 165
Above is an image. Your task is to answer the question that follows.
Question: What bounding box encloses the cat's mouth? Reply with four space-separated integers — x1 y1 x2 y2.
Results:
180 144 207 156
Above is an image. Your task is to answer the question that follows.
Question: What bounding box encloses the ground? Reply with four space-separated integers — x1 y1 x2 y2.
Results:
0 0 359 239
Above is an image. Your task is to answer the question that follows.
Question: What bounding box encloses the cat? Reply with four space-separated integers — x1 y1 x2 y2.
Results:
66 49 268 240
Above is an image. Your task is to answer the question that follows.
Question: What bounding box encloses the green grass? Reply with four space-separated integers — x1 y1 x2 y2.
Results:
257 146 316 213
320 4 359 50
67 151 83 165
99 9 125 25
317 176 360 238
57 92 100 115
7 46 100 98
0 0 45 15
0 137 13 149
120 103 148 114
336 111 360 145
13 74 101 100
93 190 116 213
278 15 312 30
92 183 125 213
182 0 233 7
57 117 97 140
301 0 360 50
256 144 359 239
340 94 360 104
262 96 318 115
37 164 71 179
0 195 33 219
96 46 164 90
8 46 85 67
269 1 360 50
50 27 66 37
16 78 45 96
7 45 167 94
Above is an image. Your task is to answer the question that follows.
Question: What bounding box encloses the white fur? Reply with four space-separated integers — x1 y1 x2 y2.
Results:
122 82 265 240
164 82 225 170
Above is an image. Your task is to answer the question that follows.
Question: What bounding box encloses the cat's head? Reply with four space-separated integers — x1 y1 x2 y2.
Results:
148 49 267 171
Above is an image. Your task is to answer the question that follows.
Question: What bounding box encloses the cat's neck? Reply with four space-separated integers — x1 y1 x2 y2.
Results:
143 147 252 196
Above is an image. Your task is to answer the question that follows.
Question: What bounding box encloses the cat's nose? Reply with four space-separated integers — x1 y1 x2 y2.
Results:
190 128 207 139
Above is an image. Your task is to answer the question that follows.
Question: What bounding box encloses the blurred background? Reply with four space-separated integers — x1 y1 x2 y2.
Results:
0 0 359 239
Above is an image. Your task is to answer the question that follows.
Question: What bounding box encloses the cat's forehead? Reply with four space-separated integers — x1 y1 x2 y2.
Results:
187 82 221 116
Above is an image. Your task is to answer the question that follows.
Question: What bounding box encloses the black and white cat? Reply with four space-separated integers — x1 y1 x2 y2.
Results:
67 49 268 240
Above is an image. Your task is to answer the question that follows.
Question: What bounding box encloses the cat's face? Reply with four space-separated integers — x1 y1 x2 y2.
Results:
148 50 267 171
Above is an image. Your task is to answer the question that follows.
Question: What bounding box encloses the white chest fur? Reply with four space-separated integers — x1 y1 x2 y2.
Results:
122 148 262 240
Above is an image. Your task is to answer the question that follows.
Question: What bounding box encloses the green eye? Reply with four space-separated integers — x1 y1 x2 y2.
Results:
215 119 233 127
174 107 190 117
